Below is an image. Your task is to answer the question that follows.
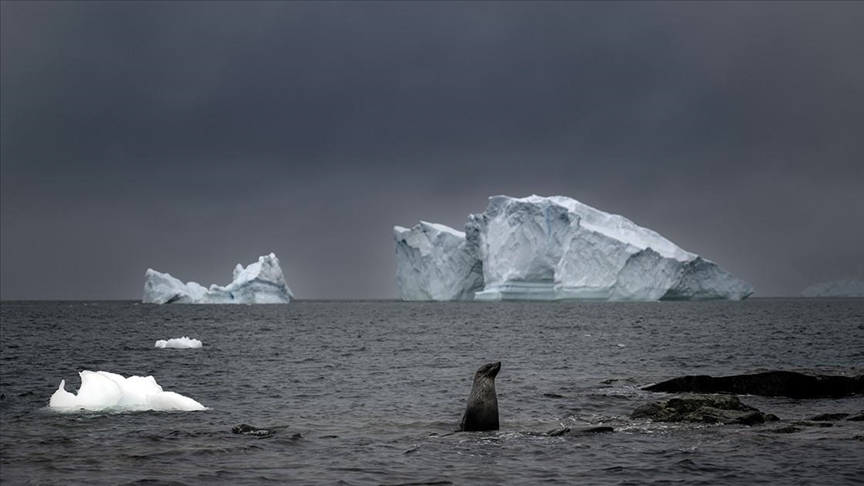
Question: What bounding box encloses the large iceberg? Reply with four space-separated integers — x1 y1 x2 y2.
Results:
394 195 753 301
801 278 864 297
143 253 293 304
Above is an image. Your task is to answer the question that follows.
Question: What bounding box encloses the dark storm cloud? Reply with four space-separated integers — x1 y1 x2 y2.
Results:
1 1 862 299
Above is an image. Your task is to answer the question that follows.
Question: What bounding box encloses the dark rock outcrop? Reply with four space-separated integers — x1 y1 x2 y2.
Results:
232 424 273 436
644 371 863 398
230 423 297 438
631 394 778 425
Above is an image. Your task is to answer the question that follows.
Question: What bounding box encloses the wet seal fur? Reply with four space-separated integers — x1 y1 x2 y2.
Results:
460 361 501 431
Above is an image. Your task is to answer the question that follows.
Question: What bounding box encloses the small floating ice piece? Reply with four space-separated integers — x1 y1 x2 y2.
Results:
49 370 206 412
155 337 203 349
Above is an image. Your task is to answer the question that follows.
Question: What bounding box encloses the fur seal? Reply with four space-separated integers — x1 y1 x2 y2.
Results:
460 361 501 431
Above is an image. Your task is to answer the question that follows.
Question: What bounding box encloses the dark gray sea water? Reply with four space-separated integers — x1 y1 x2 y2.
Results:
1 299 863 485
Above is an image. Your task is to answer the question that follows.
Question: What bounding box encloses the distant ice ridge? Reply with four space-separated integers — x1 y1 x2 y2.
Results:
394 195 753 301
143 253 293 304
155 337 202 349
49 371 206 412
801 278 864 297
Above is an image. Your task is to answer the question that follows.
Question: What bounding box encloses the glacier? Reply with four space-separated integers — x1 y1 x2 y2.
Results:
143 253 293 304
394 195 752 301
801 278 864 297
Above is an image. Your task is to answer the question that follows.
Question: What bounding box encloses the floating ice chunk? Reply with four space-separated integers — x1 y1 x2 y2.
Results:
49 371 206 412
155 337 203 349
143 253 294 304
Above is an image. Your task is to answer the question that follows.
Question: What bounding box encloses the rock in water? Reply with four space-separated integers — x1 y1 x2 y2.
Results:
394 195 752 301
143 253 294 304
644 371 864 398
631 394 776 425
232 424 276 437
547 426 614 437
233 424 267 435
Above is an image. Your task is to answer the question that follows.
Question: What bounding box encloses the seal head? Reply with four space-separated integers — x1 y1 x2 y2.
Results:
460 361 501 431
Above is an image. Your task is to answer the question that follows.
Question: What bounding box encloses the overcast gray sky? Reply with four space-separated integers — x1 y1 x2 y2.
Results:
1 1 862 300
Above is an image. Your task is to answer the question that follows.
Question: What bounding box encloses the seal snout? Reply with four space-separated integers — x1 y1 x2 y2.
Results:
480 361 501 379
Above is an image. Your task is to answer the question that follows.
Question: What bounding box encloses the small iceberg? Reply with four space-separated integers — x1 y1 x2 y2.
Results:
49 370 206 412
155 337 203 349
143 253 294 304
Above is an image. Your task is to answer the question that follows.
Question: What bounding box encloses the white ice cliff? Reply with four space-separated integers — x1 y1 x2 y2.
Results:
395 195 753 301
801 278 864 297
143 253 293 304
394 222 483 300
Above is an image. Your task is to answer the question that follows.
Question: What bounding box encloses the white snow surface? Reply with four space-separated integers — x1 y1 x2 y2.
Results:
143 253 293 304
155 337 203 349
394 222 483 300
395 195 753 301
801 278 864 297
49 371 206 412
